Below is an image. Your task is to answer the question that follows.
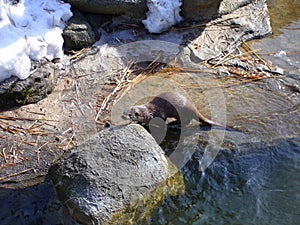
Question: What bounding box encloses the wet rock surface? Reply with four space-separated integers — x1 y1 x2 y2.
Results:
49 124 169 224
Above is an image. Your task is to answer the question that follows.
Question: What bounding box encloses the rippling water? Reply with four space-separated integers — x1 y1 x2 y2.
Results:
252 0 300 76
148 0 300 224
150 138 300 225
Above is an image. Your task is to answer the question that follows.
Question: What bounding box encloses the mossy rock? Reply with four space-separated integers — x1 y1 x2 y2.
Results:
0 61 58 111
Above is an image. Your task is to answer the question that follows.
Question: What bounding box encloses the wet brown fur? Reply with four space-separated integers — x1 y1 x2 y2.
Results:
122 91 235 129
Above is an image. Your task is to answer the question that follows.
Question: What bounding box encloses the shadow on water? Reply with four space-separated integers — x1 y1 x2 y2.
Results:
150 137 300 225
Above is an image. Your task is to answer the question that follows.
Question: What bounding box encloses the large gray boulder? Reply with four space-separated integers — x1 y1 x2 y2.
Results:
65 0 255 21
182 0 253 20
49 124 171 225
64 0 147 19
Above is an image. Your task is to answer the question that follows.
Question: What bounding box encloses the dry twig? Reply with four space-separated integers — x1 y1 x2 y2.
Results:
0 115 58 122
95 62 134 122
1 148 8 164
0 167 36 182
36 141 49 162
212 48 261 68
67 48 91 60
242 41 271 69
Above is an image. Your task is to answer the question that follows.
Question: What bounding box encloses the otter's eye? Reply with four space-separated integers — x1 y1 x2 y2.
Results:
135 112 139 117
128 114 132 117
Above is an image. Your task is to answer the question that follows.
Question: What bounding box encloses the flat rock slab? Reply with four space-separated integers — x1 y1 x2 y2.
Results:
187 0 271 61
49 124 169 225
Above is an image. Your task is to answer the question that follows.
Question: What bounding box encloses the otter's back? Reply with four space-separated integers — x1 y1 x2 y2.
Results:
149 92 199 122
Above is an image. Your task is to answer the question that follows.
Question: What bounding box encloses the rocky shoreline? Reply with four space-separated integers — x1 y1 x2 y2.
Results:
2 1 299 224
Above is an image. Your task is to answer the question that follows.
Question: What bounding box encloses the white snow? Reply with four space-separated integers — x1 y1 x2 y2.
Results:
0 0 72 82
142 0 183 34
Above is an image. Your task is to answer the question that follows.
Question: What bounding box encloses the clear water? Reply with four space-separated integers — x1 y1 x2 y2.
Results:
149 138 300 225
147 0 300 224
251 0 300 76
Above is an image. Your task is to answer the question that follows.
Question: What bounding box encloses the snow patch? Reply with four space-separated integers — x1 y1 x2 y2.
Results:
0 0 72 82
142 0 183 34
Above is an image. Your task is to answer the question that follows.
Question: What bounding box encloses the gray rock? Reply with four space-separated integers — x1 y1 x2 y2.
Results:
0 61 58 111
64 0 147 20
187 0 271 61
62 0 271 87
49 124 170 225
218 0 252 14
182 0 253 20
63 9 99 51
64 0 271 77
182 0 223 21
65 0 254 22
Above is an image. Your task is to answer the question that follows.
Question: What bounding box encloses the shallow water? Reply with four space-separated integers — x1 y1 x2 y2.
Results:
147 0 300 224
149 138 300 225
145 77 299 225
251 0 300 76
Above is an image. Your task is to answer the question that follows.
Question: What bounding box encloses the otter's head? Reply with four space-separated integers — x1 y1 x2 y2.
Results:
121 105 152 124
